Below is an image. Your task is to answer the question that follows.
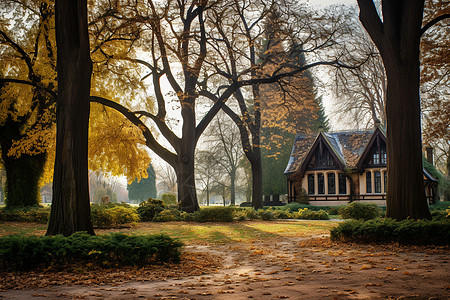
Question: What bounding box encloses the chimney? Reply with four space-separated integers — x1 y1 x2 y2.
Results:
425 147 434 165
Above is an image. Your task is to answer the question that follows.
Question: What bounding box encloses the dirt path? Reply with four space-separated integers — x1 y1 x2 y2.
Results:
1 235 449 300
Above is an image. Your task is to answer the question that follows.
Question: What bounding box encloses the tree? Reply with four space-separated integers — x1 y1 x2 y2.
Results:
90 0 350 211
195 150 221 206
357 0 449 220
201 0 345 208
127 164 157 203
0 0 56 208
46 0 94 236
259 10 330 198
330 14 387 128
199 112 244 205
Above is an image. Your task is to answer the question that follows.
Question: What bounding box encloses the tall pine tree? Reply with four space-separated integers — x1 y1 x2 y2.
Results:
259 10 329 199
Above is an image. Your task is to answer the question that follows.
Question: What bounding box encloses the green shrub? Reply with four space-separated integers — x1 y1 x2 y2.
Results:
429 201 450 211
256 208 275 221
0 232 183 271
273 209 294 219
294 208 329 220
161 193 177 206
91 203 139 228
232 208 257 221
0 206 50 223
191 206 235 222
239 202 252 207
431 210 450 221
294 188 309 204
330 218 450 245
137 198 165 221
338 202 380 220
153 206 181 222
327 206 343 215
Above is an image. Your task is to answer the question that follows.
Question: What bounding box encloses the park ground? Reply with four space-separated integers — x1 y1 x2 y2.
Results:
0 220 449 300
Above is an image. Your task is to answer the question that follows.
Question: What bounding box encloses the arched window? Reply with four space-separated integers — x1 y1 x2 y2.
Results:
317 173 325 194
338 173 347 194
366 172 372 193
328 173 336 194
374 171 381 193
308 174 315 195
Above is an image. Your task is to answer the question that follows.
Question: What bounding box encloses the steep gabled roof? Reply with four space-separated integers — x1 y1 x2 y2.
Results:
284 133 317 174
356 127 387 171
284 130 373 175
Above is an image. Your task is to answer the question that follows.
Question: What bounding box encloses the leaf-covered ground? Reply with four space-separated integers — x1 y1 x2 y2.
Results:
1 220 449 299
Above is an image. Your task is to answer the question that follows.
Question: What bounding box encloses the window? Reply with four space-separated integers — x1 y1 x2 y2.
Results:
381 148 387 164
373 152 380 165
317 173 325 194
374 171 381 193
316 150 334 167
308 174 315 195
384 171 387 193
338 173 347 194
366 172 372 193
328 173 336 194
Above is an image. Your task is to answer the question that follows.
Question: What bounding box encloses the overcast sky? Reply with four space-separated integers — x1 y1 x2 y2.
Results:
308 0 356 7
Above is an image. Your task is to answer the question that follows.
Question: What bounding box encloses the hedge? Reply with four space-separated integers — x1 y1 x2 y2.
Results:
0 232 183 271
330 218 450 245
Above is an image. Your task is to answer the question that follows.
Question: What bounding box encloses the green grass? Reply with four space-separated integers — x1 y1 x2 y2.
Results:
0 220 339 245
98 220 338 244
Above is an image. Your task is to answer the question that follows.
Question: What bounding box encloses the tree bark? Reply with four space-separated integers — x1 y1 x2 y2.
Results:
47 0 94 236
230 168 236 206
358 0 431 220
384 61 430 219
249 147 263 210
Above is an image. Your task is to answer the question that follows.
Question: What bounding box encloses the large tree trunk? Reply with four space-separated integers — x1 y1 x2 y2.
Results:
249 148 263 210
176 103 200 213
176 157 200 213
358 0 431 220
47 0 94 236
0 121 46 208
384 61 431 220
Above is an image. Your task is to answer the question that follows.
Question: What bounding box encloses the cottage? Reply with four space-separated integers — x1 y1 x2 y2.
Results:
284 125 437 206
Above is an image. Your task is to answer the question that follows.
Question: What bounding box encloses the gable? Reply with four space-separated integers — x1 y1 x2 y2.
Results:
356 128 387 171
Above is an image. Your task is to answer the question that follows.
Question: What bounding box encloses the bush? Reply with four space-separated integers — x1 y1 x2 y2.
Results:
429 201 450 211
239 202 252 207
256 208 275 221
294 208 329 220
161 193 177 206
153 206 181 222
0 206 50 223
338 202 380 220
190 206 235 222
233 208 257 221
0 232 183 271
91 203 139 228
137 198 165 221
330 218 450 245
431 210 450 221
273 209 294 219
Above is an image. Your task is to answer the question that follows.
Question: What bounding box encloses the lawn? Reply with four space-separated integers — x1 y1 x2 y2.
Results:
0 220 339 245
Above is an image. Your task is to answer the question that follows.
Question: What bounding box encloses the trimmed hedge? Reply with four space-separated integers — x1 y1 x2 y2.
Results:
330 218 450 245
191 206 235 222
0 232 183 271
91 203 139 228
338 202 380 220
0 206 50 223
